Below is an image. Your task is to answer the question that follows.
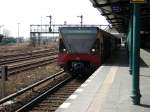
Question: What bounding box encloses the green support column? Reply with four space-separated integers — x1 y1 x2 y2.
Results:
128 15 133 75
131 3 141 105
127 20 130 65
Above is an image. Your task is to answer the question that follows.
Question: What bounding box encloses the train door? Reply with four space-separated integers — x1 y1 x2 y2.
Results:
99 31 104 63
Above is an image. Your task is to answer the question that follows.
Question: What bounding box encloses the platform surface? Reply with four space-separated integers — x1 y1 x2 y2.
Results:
56 48 150 112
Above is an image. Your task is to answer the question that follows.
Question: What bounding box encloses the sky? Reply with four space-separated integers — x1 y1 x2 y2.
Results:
0 0 108 38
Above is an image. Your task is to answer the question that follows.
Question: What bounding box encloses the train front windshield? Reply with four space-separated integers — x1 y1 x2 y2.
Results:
60 27 97 53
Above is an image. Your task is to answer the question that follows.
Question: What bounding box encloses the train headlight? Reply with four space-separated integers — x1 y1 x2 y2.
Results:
63 48 67 52
91 49 96 52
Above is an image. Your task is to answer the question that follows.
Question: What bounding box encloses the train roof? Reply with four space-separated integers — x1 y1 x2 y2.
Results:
59 27 118 39
59 27 99 34
59 27 99 31
98 28 118 39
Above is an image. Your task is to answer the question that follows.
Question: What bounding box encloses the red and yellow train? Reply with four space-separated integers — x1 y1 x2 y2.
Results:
57 27 120 76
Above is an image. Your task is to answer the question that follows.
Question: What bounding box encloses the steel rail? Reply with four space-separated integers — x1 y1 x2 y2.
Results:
0 48 50 54
0 56 57 76
0 70 64 104
0 51 55 62
0 48 57 57
8 58 56 75
8 56 56 69
0 51 57 65
0 49 51 58
16 76 72 112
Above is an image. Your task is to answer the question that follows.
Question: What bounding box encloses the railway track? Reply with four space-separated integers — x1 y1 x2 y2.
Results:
0 49 57 65
0 47 57 55
0 48 58 76
0 71 66 111
0 56 57 76
0 46 46 54
16 77 85 112
0 48 50 58
8 56 57 75
0 70 86 112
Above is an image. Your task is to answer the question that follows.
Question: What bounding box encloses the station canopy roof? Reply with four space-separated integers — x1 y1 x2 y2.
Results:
90 0 150 33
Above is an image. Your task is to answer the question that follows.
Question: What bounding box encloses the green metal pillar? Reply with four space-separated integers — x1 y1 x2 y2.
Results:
128 15 133 75
127 21 130 64
131 3 141 105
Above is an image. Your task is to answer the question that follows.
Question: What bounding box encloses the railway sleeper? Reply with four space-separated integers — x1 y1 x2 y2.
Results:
45 97 66 101
41 100 64 104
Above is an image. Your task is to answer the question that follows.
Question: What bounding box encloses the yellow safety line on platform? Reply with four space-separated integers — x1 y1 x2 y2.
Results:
87 66 118 112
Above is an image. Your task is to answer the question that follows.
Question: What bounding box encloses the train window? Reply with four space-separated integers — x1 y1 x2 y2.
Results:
90 38 100 53
95 39 100 50
59 39 66 52
62 34 96 53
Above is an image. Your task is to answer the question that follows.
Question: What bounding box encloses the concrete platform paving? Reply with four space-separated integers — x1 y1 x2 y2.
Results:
56 48 150 112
